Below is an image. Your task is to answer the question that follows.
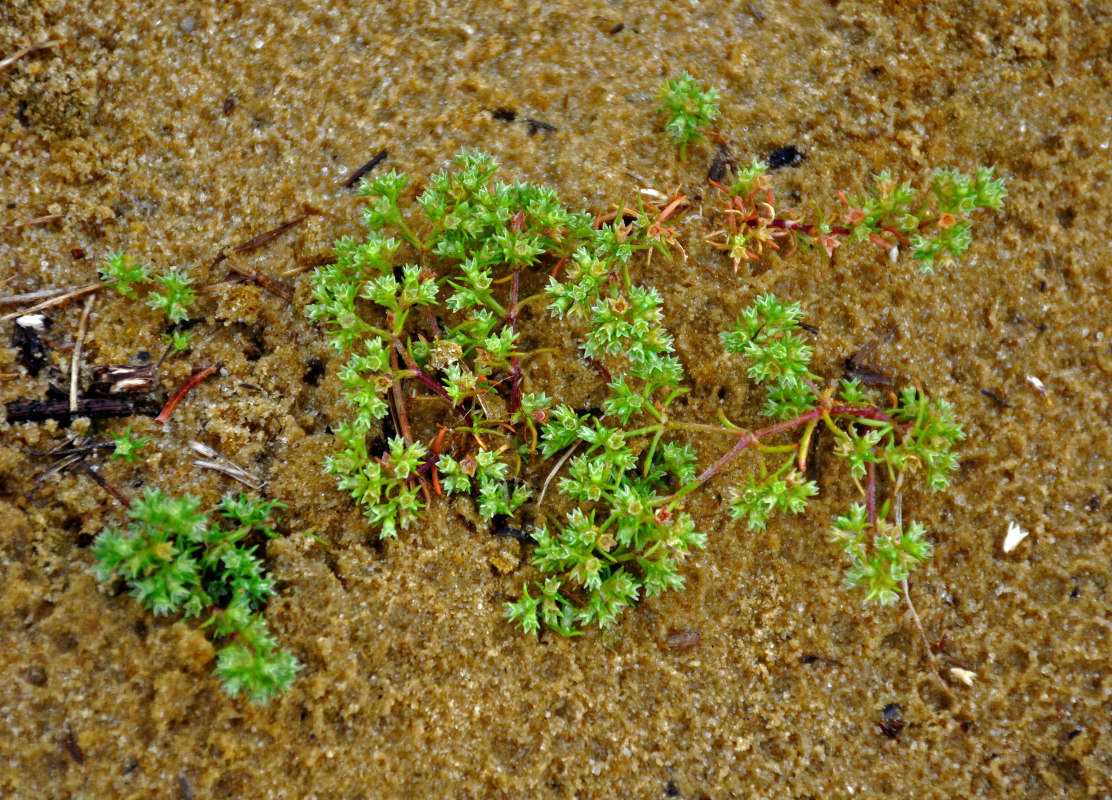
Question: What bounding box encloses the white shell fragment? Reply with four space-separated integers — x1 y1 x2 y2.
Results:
950 667 977 686
15 314 48 331
1026 375 1046 394
1003 521 1030 553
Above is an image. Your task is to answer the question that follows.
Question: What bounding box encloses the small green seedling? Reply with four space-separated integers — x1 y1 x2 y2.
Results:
108 424 150 463
163 328 194 355
656 73 720 160
98 251 151 298
92 490 299 702
148 268 197 324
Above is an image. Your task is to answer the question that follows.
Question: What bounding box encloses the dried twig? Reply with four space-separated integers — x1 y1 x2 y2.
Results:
343 149 388 187
188 440 263 490
212 215 309 267
5 397 158 423
0 283 100 323
1 286 84 307
225 256 294 302
78 462 131 508
90 364 155 395
155 362 222 425
0 39 66 71
69 294 96 413
6 214 62 230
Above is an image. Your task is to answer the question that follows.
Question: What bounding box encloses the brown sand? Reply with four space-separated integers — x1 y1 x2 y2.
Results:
2 1 1110 797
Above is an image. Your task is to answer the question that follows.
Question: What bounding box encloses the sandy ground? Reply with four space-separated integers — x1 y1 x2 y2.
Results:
2 1 1110 797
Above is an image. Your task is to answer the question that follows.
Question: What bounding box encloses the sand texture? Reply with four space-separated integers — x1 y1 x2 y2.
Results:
2 1 1110 797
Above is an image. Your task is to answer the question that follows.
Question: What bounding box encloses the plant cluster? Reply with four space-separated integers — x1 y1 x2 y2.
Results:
306 80 1005 636
99 251 197 352
656 72 720 160
91 489 300 702
718 295 963 603
707 159 1006 273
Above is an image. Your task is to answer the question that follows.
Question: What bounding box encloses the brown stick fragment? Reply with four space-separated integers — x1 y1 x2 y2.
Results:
0 39 66 70
225 256 294 302
5 397 159 423
155 362 222 425
62 722 85 765
0 286 85 307
79 463 131 508
70 294 96 413
665 632 703 650
6 214 62 230
232 214 308 254
0 283 100 323
344 149 388 187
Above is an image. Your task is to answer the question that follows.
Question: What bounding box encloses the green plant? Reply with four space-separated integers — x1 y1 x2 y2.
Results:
97 252 198 324
98 251 151 298
656 72 720 160
708 160 1006 273
307 148 1003 640
148 268 197 324
108 423 150 463
163 328 194 355
91 489 299 702
716 295 963 604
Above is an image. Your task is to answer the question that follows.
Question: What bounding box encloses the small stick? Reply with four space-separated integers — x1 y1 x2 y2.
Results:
0 285 85 307
230 215 308 255
225 256 294 302
895 494 953 700
62 722 85 765
0 283 100 323
6 213 62 230
5 397 159 423
79 463 131 508
344 149 388 187
155 362 222 425
70 294 96 413
188 440 263 490
0 39 66 71
91 364 155 395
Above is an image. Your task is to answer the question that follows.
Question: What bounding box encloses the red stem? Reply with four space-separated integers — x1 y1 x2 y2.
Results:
156 362 222 425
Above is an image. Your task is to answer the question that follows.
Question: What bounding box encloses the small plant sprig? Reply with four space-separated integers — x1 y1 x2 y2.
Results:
716 295 963 604
108 423 150 463
707 160 1006 273
99 251 151 298
656 73 720 161
97 252 199 329
148 268 197 324
91 489 299 702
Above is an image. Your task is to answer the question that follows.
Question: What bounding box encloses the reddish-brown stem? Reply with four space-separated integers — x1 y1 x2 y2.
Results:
79 463 131 508
156 362 222 425
387 346 414 444
508 269 523 415
677 400 903 505
393 338 462 412
694 407 824 487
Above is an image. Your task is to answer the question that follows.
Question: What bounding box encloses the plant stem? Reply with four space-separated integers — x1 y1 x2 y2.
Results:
508 270 523 415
